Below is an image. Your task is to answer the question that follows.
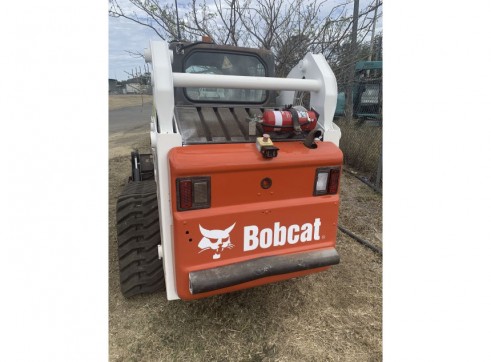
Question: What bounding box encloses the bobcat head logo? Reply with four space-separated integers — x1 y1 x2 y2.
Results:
198 223 236 259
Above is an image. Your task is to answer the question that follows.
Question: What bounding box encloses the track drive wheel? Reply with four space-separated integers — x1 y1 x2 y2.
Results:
116 180 165 297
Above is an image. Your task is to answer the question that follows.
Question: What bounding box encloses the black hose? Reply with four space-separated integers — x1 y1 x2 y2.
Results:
344 168 381 194
303 129 323 149
338 225 382 256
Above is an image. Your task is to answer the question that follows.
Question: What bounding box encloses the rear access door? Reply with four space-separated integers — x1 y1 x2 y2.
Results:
169 141 343 300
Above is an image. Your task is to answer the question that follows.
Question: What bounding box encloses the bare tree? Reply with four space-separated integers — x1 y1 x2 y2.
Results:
109 0 179 40
213 0 243 45
110 0 382 101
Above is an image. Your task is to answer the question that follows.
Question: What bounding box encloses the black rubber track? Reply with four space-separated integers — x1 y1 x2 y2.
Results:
116 181 165 297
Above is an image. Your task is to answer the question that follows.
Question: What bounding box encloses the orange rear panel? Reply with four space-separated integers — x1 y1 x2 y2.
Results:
169 141 343 300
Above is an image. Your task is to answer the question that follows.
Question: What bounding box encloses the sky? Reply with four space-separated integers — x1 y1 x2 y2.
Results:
108 0 382 81
108 16 161 80
109 0 190 80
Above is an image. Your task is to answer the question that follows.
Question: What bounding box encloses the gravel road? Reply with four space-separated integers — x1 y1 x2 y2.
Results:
109 102 152 134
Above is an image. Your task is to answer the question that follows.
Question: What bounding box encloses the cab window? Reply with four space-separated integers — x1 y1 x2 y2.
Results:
184 51 267 103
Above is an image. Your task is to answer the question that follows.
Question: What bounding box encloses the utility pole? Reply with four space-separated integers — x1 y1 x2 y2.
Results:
175 0 182 40
368 0 380 62
345 0 359 120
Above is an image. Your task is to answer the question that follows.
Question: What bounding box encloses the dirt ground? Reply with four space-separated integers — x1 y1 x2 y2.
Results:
109 101 383 361
109 94 153 111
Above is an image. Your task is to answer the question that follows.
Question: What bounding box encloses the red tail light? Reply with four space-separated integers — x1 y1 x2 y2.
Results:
314 167 341 196
177 177 211 211
178 180 193 209
327 168 340 194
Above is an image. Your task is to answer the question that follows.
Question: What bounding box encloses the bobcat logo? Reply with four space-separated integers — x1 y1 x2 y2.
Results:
198 223 236 259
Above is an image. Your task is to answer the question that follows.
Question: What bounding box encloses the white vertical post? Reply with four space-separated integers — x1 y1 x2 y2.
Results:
278 53 341 146
147 41 175 133
146 41 182 300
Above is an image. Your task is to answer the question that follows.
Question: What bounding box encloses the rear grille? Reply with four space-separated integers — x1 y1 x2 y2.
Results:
175 106 264 144
174 106 325 145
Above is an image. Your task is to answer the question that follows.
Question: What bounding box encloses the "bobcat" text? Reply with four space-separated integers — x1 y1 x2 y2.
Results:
243 218 321 251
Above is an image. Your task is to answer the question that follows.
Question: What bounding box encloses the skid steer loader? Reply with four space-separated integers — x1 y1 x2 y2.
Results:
116 39 343 300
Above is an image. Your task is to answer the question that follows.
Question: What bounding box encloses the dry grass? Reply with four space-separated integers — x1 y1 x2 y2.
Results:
109 100 382 361
109 95 153 111
339 169 383 251
337 118 382 183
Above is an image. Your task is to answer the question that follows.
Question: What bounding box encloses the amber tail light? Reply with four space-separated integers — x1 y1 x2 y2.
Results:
314 167 341 196
176 177 211 211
